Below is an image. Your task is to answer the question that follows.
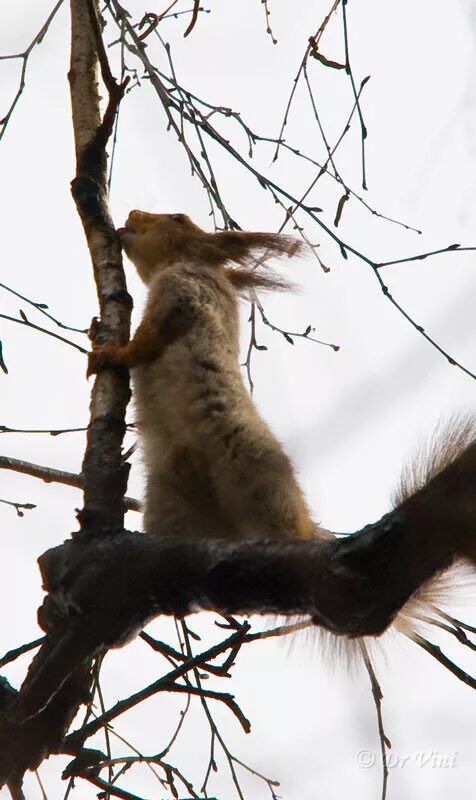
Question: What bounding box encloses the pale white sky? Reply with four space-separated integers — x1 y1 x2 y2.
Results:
1 1 476 798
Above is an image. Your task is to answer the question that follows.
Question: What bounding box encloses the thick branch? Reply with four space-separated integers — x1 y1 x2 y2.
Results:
69 0 131 531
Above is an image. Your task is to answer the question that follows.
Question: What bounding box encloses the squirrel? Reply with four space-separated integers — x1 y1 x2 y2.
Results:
88 211 476 642
88 210 328 540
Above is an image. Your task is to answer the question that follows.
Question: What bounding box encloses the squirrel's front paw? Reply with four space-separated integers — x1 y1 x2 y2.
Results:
87 344 124 377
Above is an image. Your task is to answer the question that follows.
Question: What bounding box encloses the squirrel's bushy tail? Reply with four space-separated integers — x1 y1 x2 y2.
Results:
390 417 476 645
304 417 476 668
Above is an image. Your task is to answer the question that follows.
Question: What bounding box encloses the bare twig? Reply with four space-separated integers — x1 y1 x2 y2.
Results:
0 498 36 517
0 0 66 141
180 622 247 800
242 303 259 393
76 776 147 800
0 456 140 512
0 282 87 333
273 0 340 162
361 643 390 800
0 425 88 436
261 0 277 44
0 312 87 354
66 626 253 748
341 0 367 188
256 298 339 350
92 660 113 790
432 609 476 636
369 271 476 382
376 243 473 268
0 638 45 669
159 680 251 732
416 615 476 651
408 632 476 690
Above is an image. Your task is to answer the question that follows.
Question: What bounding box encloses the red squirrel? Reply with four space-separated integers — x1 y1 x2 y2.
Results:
88 211 325 540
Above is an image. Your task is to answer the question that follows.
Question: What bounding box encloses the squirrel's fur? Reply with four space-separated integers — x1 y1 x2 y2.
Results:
88 210 476 643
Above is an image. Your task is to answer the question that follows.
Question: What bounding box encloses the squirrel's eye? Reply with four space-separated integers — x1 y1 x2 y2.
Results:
170 213 186 224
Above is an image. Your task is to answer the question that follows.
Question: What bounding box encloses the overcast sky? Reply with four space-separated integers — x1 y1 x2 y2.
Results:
2 1 476 798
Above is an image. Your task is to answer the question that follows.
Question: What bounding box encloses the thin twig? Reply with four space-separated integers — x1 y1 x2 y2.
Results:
0 456 140 512
409 631 476 690
0 498 36 517
273 0 340 162
376 243 474 268
180 622 247 800
77 776 146 800
256 298 339 350
432 608 476 636
0 312 87 354
341 0 367 188
242 302 259 393
0 0 66 141
416 616 476 651
0 282 87 333
93 658 113 791
159 680 251 732
0 637 45 669
361 643 389 800
261 0 277 45
65 626 252 747
0 425 88 436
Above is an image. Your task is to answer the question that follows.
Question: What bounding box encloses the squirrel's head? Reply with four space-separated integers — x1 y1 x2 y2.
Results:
117 211 206 284
118 210 304 289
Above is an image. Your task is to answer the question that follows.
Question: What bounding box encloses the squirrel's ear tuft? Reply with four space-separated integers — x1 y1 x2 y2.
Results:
211 230 306 266
226 267 295 295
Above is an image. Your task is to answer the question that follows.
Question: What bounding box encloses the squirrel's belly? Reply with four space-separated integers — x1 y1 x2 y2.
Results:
132 353 250 447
